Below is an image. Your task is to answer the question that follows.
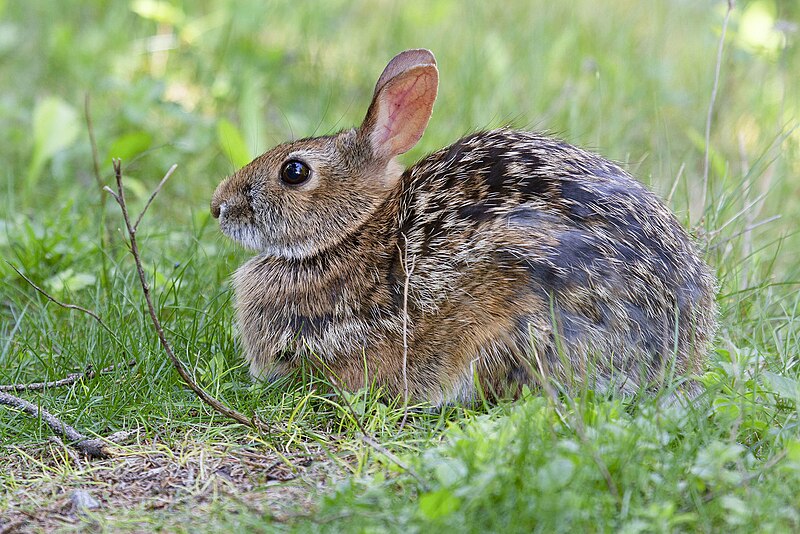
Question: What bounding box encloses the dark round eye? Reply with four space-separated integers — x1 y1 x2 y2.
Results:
280 160 311 185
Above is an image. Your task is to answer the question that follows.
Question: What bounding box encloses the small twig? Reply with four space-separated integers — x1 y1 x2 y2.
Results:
106 159 266 432
7 262 108 332
0 360 136 392
700 0 734 217
0 391 133 458
397 235 415 431
134 163 177 232
84 93 115 298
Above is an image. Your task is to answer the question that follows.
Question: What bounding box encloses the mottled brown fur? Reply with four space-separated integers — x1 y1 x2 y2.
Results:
211 49 717 405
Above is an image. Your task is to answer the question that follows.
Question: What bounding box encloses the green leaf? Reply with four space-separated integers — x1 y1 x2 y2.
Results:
27 96 80 186
121 176 148 201
433 457 467 487
130 0 185 25
762 371 799 401
538 456 575 489
418 488 461 520
216 118 253 169
690 441 744 486
44 269 96 293
107 131 153 165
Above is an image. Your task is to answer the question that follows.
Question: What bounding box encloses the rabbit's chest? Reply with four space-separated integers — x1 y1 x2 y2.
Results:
233 255 403 357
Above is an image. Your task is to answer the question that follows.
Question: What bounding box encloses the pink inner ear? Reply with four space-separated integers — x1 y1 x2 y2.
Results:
371 66 437 158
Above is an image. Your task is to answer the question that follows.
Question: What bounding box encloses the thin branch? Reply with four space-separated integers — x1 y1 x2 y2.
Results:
701 0 735 216
7 262 107 329
134 163 177 232
107 159 266 432
84 93 113 296
0 391 133 458
0 360 136 392
8 261 127 353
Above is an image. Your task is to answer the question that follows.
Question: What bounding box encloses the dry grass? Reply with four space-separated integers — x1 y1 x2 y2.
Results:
1 436 345 532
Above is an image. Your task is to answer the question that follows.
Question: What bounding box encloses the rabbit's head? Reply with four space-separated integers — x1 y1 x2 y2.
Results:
211 49 439 259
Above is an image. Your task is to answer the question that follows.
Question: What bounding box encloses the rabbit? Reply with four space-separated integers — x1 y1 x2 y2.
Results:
210 49 717 405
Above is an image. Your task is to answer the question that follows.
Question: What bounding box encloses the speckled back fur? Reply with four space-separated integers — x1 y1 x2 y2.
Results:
211 49 717 405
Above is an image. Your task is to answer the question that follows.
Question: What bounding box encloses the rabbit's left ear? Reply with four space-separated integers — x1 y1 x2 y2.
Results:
360 49 438 161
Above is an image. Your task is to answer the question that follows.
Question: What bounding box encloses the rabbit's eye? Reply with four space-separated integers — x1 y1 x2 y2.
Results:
280 160 311 185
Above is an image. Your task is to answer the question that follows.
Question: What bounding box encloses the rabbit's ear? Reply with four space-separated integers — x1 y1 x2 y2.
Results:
360 49 438 161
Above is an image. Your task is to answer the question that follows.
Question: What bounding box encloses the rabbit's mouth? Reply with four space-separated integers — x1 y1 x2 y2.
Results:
218 217 264 251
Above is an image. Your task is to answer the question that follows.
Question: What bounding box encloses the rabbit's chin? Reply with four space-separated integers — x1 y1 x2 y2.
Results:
219 221 264 251
221 218 325 259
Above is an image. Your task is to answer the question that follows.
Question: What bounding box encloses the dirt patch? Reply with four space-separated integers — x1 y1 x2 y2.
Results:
0 435 347 532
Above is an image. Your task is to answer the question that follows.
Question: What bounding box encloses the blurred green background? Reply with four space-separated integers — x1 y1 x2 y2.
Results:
2 0 797 225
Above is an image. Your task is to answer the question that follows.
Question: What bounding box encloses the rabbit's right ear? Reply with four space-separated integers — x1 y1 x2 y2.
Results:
360 49 438 162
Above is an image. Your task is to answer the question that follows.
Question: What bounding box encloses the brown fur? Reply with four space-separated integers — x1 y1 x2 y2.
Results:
211 49 717 405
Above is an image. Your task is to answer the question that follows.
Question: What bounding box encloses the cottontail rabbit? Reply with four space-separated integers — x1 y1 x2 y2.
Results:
211 49 716 404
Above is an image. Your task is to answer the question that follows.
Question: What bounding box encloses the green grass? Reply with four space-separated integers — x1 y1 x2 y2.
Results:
2 0 800 531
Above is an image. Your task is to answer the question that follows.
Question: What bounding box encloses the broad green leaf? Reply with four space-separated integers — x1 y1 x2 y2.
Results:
690 441 744 485
27 96 80 186
121 176 148 201
433 457 467 487
418 488 461 520
107 131 153 164
762 371 799 401
44 269 96 293
238 72 263 154
538 456 575 489
217 118 252 168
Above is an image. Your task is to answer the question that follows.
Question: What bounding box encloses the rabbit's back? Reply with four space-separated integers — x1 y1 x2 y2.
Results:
398 128 716 393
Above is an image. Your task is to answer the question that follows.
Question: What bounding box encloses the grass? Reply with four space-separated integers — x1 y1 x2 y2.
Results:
1 0 799 531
